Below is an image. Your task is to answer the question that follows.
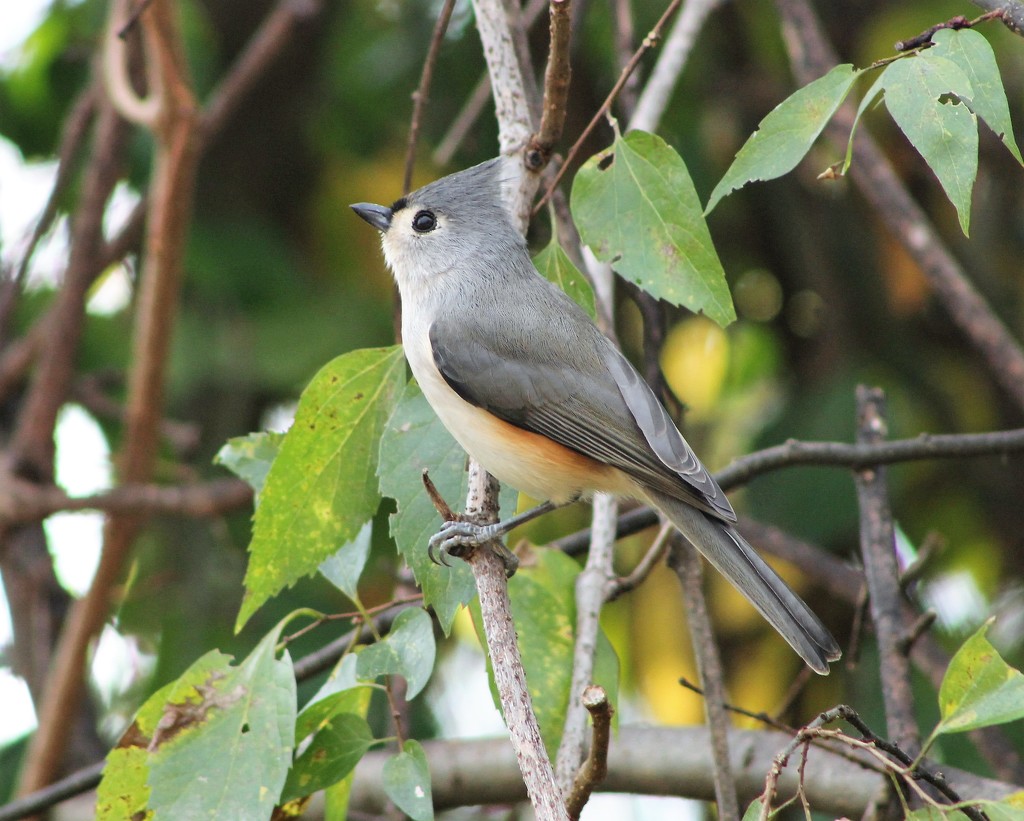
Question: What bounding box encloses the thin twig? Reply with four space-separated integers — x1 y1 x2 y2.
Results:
565 686 613 819
606 519 673 601
533 0 684 214
895 9 1005 51
668 537 740 821
403 0 458 193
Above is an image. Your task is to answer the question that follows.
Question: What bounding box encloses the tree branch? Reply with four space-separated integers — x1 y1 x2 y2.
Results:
668 538 740 821
16 0 201 795
527 0 573 169
853 388 919 759
970 0 1024 34
403 0 458 193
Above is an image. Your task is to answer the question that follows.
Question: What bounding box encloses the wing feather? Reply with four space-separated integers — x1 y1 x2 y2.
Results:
429 318 734 522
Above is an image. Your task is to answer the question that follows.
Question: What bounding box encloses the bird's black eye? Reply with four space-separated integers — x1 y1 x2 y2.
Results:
412 210 437 233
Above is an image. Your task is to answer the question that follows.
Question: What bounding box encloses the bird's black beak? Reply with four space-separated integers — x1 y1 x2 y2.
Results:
350 202 392 232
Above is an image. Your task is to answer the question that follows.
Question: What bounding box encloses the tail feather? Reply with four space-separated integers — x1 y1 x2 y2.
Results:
647 490 841 674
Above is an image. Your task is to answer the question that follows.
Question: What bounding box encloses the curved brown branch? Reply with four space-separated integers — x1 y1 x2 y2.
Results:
565 686 613 819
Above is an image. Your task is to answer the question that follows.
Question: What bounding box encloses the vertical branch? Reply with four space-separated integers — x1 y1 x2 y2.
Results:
854 386 919 756
462 473 570 821
16 0 200 796
554 494 617 790
470 0 541 229
462 1 569 817
668 539 740 821
528 0 573 168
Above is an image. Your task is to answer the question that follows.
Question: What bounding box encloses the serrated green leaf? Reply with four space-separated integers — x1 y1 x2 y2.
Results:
533 237 596 318
880 55 977 234
356 607 436 699
146 616 297 820
96 748 152 821
382 740 433 821
472 547 619 757
935 619 1024 735
237 346 406 629
215 431 284 500
572 129 735 327
319 519 373 601
930 29 1022 164
378 380 475 633
280 713 374 803
706 64 860 213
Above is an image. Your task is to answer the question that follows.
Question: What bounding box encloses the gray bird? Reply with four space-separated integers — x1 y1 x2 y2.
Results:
352 157 840 673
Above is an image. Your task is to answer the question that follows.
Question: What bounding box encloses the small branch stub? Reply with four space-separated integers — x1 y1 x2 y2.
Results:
565 685 613 819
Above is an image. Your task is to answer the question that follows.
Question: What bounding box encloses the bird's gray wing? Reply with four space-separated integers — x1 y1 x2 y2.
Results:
429 318 735 522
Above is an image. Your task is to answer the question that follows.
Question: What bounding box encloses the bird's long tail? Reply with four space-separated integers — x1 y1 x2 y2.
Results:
646 490 841 674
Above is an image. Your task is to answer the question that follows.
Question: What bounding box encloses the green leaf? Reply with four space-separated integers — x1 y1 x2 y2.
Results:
473 548 619 757
935 618 1024 735
572 129 735 327
295 654 371 741
905 809 971 821
880 55 977 234
382 739 433 821
237 346 406 629
742 797 769 821
96 748 151 821
979 792 1024 821
280 712 374 803
215 431 284 500
318 519 373 601
533 237 596 318
378 380 475 633
356 607 436 699
705 64 860 213
929 29 1022 165
145 616 298 820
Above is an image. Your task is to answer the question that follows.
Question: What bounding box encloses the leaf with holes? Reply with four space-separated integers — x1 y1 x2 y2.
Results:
572 129 735 327
237 346 406 629
706 63 860 213
929 28 1021 165
880 54 977 234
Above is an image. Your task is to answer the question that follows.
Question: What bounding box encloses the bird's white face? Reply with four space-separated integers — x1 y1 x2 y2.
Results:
380 197 456 288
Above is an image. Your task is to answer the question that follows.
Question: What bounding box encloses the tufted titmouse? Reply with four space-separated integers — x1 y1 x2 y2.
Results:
352 157 840 673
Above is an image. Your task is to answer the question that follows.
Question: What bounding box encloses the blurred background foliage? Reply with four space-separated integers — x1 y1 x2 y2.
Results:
1 0 1023 803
